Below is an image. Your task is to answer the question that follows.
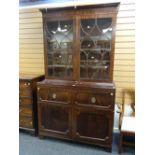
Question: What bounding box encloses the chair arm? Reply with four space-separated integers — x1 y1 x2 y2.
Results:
116 103 123 113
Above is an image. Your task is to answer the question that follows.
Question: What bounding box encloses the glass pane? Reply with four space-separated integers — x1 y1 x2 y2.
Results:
80 18 112 80
46 20 73 78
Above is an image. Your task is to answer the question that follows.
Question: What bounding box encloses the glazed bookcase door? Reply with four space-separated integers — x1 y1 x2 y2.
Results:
44 18 75 79
80 17 113 81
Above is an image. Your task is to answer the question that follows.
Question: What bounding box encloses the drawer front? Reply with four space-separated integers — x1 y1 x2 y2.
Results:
20 81 31 89
19 98 32 107
19 106 32 117
38 86 71 103
19 89 32 97
19 116 33 128
74 90 114 109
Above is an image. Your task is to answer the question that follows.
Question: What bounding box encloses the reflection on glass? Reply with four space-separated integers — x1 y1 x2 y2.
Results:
80 18 112 80
46 20 73 78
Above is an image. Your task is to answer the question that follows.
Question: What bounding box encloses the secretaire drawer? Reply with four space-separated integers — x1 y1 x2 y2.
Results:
37 86 71 103
19 116 33 128
74 90 114 109
19 106 32 117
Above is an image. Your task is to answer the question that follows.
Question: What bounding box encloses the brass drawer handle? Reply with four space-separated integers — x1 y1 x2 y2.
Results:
24 83 30 86
37 87 40 91
39 97 48 101
52 93 56 99
39 97 43 101
110 93 114 96
91 97 96 103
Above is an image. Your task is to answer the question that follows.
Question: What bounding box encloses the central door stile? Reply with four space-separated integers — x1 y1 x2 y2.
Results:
73 15 80 81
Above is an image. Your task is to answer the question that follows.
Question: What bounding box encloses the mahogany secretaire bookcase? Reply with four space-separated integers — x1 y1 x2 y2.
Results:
37 3 119 151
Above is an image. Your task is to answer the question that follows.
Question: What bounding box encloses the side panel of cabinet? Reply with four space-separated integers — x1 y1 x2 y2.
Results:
38 101 72 138
72 106 114 147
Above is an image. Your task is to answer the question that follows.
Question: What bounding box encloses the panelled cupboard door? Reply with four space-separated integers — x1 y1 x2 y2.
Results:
73 107 114 146
38 101 72 137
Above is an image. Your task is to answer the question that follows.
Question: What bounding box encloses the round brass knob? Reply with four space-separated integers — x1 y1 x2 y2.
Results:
52 93 56 99
91 97 96 103
110 93 114 96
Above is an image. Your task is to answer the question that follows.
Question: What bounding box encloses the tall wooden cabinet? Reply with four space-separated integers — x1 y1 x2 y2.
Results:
37 3 119 151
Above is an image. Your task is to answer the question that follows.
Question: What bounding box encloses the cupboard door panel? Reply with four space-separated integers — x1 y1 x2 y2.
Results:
73 107 113 145
39 102 71 136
